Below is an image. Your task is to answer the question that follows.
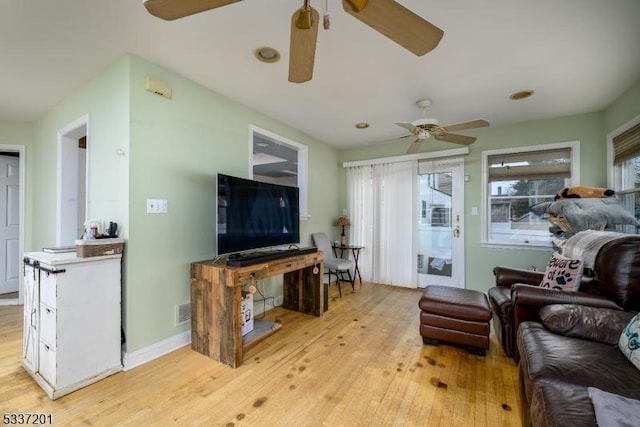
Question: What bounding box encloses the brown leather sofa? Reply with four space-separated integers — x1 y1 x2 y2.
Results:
517 304 639 427
488 236 640 360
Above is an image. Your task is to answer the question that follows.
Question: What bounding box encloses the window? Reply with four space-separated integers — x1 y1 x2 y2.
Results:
249 125 309 218
609 115 640 233
482 141 579 247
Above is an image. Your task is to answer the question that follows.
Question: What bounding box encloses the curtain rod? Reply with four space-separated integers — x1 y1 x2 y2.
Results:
342 147 469 168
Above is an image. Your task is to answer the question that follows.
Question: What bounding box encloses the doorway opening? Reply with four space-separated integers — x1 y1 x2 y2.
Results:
249 125 309 217
0 146 25 306
57 115 89 246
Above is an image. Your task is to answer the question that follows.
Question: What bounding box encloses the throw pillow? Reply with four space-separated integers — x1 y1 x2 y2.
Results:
619 312 640 371
588 387 640 427
539 252 583 292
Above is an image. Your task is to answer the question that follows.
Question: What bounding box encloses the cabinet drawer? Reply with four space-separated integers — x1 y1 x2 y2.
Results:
39 270 57 309
268 257 307 276
39 340 56 386
39 304 56 346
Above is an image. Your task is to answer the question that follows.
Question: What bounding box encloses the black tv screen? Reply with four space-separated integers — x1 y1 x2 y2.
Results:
217 174 300 255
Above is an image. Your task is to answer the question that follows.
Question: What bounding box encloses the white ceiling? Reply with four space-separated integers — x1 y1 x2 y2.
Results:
2 0 640 149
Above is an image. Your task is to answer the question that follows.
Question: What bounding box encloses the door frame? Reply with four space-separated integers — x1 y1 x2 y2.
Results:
417 158 465 288
0 145 25 306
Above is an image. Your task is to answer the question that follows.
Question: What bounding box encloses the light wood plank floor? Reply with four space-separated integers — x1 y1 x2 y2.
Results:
0 283 521 426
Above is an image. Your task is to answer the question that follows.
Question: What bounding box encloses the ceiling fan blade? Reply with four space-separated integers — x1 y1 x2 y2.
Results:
435 133 477 145
440 119 490 133
289 7 320 83
342 0 443 56
143 0 241 21
394 121 419 133
406 139 423 154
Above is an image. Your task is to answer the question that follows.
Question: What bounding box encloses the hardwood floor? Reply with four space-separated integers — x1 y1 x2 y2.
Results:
0 283 521 426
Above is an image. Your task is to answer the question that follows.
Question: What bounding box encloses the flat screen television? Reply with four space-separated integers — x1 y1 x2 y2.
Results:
217 173 300 255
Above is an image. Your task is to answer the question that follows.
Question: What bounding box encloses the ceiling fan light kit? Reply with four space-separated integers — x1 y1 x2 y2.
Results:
395 98 490 154
143 0 444 83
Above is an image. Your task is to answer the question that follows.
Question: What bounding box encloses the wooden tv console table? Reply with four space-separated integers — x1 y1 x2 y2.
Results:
190 251 325 368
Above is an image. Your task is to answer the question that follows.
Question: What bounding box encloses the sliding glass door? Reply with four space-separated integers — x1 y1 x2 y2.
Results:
417 159 465 288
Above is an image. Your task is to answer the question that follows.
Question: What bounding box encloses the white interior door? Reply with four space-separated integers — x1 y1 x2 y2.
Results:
417 159 465 288
0 155 20 294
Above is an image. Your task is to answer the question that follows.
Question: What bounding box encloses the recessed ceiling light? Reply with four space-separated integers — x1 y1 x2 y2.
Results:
355 123 370 129
254 47 280 63
256 141 269 147
510 90 535 100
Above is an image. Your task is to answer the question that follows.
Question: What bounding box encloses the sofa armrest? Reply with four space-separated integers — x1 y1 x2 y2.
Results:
493 266 543 287
539 304 635 345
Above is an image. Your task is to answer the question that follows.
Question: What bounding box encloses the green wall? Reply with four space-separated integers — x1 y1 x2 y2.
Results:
30 57 131 249
14 54 340 354
605 79 640 132
124 56 340 351
338 83 640 292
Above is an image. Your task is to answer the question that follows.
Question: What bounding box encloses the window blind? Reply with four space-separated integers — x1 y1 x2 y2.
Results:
613 122 640 165
488 148 572 181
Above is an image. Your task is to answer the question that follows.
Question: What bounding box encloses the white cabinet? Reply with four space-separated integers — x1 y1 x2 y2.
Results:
22 251 123 399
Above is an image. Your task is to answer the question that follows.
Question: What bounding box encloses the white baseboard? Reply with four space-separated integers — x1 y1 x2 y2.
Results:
122 330 191 371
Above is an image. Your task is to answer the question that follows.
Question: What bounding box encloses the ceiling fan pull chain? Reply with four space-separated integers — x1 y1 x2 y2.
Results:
323 0 330 30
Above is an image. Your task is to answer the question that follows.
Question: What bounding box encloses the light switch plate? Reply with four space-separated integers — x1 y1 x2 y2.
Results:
147 199 168 214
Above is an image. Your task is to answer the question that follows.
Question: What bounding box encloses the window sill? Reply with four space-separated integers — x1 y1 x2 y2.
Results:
481 241 552 251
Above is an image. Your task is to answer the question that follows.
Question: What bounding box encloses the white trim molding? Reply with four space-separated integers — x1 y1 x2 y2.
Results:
248 124 310 218
480 140 580 248
122 330 191 371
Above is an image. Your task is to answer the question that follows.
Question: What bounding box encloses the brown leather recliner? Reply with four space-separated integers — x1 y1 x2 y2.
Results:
488 235 640 361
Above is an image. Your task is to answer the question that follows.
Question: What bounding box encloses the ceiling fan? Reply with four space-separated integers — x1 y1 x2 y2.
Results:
395 98 490 154
143 0 444 83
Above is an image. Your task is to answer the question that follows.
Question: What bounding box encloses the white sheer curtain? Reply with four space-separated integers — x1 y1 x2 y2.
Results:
346 166 374 282
346 161 417 287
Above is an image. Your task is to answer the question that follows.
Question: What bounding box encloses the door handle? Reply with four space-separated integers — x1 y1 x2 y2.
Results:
453 226 461 238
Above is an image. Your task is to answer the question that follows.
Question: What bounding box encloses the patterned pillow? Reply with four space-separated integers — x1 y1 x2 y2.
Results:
619 313 640 371
539 252 583 292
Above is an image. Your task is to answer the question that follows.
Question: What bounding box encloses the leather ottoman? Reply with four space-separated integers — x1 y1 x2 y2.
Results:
418 285 492 355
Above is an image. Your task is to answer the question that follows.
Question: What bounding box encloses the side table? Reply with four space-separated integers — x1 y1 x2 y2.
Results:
332 244 364 285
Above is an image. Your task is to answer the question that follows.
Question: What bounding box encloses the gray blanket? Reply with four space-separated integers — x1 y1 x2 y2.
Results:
560 230 630 270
